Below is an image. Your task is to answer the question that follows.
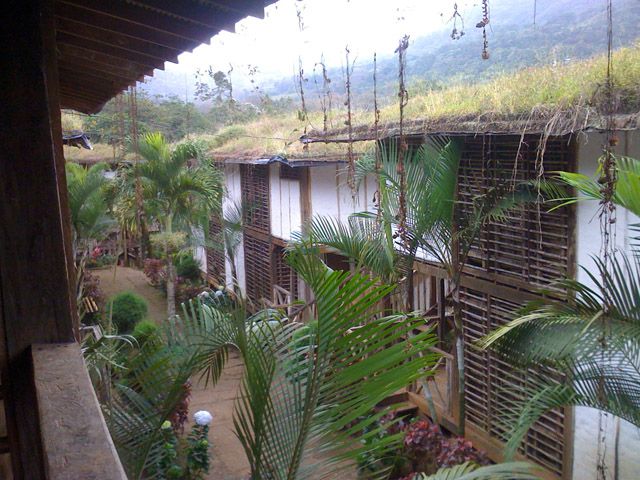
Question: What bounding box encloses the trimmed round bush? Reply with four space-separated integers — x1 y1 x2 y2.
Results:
108 291 148 333
132 319 161 347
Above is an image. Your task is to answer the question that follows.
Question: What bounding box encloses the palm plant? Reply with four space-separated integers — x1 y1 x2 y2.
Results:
414 461 538 480
66 162 115 319
479 155 640 458
233 247 441 479
131 132 223 319
301 138 538 435
66 161 114 254
103 299 245 479
102 248 440 479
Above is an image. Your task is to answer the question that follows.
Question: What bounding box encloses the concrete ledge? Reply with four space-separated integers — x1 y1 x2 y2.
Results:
32 343 126 480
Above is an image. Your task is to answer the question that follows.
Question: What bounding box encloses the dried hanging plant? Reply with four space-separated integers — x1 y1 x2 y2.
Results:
373 52 382 216
596 2 616 477
313 56 332 133
476 0 490 59
449 2 465 40
395 35 410 246
295 4 309 150
345 46 355 193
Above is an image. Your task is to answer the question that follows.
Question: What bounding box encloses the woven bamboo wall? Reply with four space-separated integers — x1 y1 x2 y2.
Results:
240 165 270 233
206 215 225 283
279 164 301 181
243 233 272 305
461 287 566 476
457 134 574 478
273 245 298 300
458 135 573 293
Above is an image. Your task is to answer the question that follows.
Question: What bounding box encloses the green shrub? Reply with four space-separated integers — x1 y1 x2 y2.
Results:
107 291 148 333
132 319 161 347
176 254 202 282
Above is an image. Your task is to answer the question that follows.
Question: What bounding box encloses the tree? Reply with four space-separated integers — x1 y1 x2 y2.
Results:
66 161 115 319
479 155 640 458
133 132 223 319
66 162 114 256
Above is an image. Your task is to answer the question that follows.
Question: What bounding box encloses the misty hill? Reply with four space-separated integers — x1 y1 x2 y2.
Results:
141 0 640 108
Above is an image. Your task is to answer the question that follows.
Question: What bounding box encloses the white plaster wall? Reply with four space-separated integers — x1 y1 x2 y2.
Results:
572 130 640 480
309 164 378 224
195 246 206 274
269 164 302 241
223 164 246 294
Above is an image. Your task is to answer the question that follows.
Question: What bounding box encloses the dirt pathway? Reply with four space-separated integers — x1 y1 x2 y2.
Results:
190 351 250 480
93 266 167 323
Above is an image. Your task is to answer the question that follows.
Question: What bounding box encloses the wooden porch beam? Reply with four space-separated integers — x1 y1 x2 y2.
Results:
58 43 155 78
57 32 167 69
59 0 218 44
55 2 195 51
56 17 182 62
128 0 240 31
58 60 136 85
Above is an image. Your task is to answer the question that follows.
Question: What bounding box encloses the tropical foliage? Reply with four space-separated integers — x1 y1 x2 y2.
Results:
121 132 223 319
66 161 115 321
66 161 114 252
95 243 446 479
299 138 540 434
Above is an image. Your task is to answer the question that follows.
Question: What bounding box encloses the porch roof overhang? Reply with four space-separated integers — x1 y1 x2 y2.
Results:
55 0 276 114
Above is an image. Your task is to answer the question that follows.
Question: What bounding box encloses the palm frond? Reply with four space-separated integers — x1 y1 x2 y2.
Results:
415 461 539 480
550 155 640 219
480 251 640 456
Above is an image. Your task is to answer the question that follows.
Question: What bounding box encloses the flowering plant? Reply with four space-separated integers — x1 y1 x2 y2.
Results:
155 411 212 479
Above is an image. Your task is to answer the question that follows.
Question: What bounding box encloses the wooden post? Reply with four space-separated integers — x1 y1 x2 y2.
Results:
0 0 77 476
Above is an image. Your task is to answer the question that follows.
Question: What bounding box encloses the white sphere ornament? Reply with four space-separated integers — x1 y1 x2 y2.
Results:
194 410 213 426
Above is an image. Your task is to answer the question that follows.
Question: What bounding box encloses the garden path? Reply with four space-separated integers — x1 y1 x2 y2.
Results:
94 266 167 323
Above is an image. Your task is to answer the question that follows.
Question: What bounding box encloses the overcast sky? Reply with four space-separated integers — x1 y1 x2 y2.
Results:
163 0 480 87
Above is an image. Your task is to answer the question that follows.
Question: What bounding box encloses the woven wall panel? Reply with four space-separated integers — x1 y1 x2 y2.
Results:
458 135 573 292
241 165 270 233
206 215 225 282
273 245 298 300
244 233 272 304
461 286 566 476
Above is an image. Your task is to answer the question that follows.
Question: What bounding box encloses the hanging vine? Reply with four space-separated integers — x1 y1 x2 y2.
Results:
114 93 126 161
295 4 309 151
345 46 356 193
373 52 382 217
596 2 616 478
449 2 465 40
395 35 410 247
128 85 148 263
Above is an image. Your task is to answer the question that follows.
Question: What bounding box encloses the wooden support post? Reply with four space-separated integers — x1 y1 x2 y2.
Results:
0 0 77 476
437 278 446 348
299 167 313 309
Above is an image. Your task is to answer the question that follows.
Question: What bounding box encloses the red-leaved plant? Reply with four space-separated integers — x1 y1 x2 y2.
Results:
437 437 489 468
